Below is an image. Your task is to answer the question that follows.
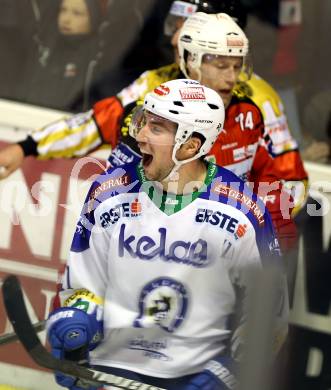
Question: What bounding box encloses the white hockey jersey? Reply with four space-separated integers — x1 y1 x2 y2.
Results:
58 161 287 378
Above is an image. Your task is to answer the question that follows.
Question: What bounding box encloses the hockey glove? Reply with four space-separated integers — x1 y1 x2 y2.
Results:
47 307 103 390
184 356 238 390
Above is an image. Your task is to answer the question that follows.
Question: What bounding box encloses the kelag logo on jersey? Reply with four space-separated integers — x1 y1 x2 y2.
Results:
118 224 209 267
100 199 142 227
134 277 188 333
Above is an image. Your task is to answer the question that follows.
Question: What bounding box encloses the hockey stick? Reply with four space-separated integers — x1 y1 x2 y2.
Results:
0 319 45 346
2 275 166 390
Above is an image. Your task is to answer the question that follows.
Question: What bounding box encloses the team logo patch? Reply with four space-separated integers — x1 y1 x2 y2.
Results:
131 198 142 214
154 84 170 96
234 224 247 240
179 87 206 101
134 277 189 332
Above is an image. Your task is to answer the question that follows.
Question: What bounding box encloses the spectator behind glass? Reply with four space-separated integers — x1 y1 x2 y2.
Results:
301 89 331 164
0 0 42 100
20 0 110 112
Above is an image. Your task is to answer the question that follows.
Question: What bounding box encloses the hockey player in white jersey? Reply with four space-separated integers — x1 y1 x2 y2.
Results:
46 79 288 389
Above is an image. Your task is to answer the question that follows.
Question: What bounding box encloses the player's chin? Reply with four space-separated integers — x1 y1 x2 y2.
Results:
143 168 158 182
219 90 232 107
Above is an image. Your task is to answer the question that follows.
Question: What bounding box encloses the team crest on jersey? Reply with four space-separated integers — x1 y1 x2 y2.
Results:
134 277 188 333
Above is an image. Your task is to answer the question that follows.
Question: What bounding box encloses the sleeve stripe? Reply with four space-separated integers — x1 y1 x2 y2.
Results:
37 131 102 158
37 118 97 148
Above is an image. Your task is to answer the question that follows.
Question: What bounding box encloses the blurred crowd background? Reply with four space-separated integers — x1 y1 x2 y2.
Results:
0 0 329 164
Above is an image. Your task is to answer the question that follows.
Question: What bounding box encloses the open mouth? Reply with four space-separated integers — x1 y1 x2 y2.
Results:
142 153 153 168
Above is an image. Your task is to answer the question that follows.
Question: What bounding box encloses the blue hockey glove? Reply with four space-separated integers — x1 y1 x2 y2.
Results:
184 356 238 390
47 307 103 390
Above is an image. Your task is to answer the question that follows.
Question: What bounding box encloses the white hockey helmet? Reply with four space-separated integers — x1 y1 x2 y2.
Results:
130 78 225 168
178 12 249 79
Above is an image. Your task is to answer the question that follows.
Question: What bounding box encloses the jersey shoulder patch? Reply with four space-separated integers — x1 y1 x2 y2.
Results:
207 165 267 228
88 164 140 211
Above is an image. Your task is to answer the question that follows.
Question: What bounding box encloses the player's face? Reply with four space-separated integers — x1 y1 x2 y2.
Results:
136 112 177 182
188 55 243 108
58 0 91 35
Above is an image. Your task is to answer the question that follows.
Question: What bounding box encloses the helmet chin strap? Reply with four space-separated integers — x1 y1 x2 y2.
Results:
161 143 201 183
161 163 182 183
195 68 202 83
183 52 203 82
185 64 202 83
181 54 202 82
